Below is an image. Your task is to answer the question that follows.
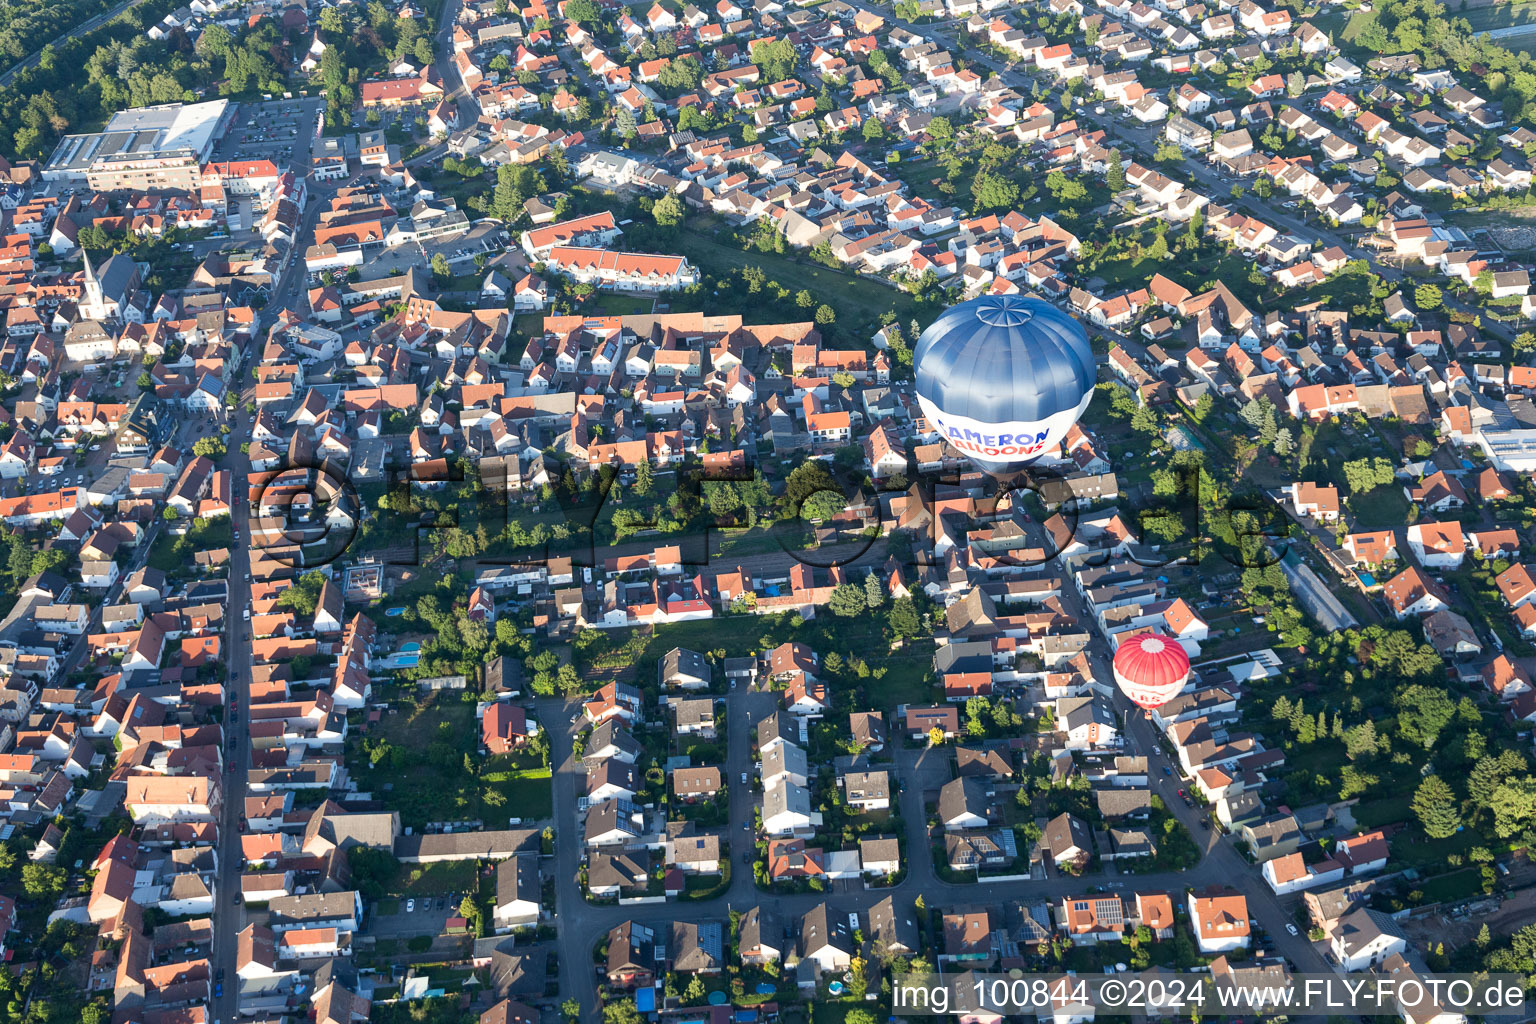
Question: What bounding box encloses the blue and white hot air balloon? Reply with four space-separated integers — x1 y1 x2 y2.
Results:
913 294 1095 475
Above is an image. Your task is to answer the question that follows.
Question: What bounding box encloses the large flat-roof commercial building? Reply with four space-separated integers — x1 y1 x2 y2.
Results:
43 99 233 190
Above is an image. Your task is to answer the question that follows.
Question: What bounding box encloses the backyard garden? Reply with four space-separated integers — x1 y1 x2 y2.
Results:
348 691 553 830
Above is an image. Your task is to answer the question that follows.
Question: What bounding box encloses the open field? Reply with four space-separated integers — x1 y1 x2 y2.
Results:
348 693 553 829
673 224 920 337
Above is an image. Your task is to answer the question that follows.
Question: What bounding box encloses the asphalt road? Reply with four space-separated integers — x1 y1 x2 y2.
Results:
208 158 317 1021
541 657 1334 1024
209 397 258 1024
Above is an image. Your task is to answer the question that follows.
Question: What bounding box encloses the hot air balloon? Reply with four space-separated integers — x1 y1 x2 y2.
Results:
913 294 1095 475
1112 633 1191 711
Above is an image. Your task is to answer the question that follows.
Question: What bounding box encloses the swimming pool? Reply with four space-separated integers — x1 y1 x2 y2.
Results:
399 641 421 653
385 606 406 617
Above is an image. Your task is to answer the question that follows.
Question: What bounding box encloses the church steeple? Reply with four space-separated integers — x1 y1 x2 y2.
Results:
82 248 104 311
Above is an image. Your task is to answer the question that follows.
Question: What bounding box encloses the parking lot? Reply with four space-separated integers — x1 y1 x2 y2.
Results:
350 101 430 138
368 896 456 939
212 97 326 173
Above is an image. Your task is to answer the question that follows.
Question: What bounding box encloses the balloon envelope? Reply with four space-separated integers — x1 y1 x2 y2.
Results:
1112 633 1191 710
913 295 1095 474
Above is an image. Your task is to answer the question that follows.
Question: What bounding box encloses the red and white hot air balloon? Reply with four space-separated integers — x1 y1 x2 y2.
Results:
1112 633 1191 711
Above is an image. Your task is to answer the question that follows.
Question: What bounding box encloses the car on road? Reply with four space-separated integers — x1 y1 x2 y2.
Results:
214 984 223 998
406 899 415 912
1163 766 1172 776
740 772 748 784
216 969 225 982
1286 923 1299 936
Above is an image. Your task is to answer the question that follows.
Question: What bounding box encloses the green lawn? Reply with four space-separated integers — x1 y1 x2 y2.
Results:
350 694 553 829
583 292 655 315
148 518 234 576
810 999 870 1024
673 224 918 337
1354 793 1413 829
1289 266 1383 319
1347 484 1410 530
491 768 554 821
682 861 731 900
880 644 938 706
1418 868 1483 904
576 606 927 712
395 860 479 896
1085 248 1264 309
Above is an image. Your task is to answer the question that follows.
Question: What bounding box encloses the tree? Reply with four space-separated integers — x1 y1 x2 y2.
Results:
889 596 921 639
927 725 945 747
815 304 837 325
490 164 526 222
652 191 684 227
603 1001 642 1024
565 0 600 21
684 976 707 1004
1341 457 1395 494
828 582 867 617
634 457 655 496
1468 751 1528 812
1396 684 1456 749
845 1011 876 1024
752 37 799 81
1489 777 1536 838
863 571 885 609
277 571 328 616
1516 331 1536 357
863 117 885 141
1411 775 1461 839
802 489 847 521
21 862 63 900
192 436 226 459
971 170 1021 212
1415 283 1443 310
1045 169 1087 203
785 460 841 512
1345 720 1379 760
1105 148 1125 192
431 252 453 282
